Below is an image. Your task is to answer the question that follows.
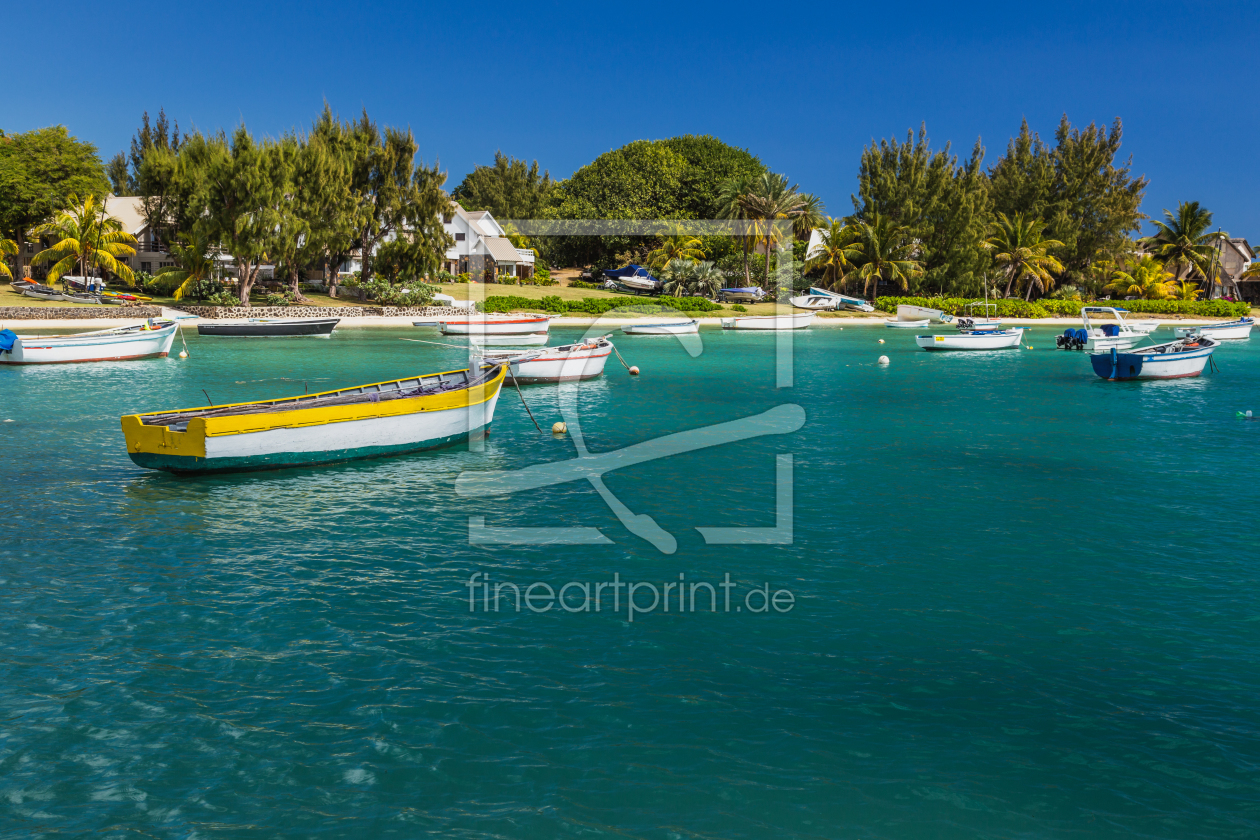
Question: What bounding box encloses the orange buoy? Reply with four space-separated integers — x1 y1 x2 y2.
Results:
628 366 640 376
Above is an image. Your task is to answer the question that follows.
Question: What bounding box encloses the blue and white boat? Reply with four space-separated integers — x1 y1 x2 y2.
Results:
916 327 1024 350
789 288 874 312
1057 306 1147 352
602 264 661 295
718 287 767 303
1089 335 1218 380
1173 317 1254 341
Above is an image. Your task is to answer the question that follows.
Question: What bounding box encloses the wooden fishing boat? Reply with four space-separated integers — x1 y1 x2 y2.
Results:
467 333 550 346
121 364 506 474
1174 317 1254 341
620 320 699 335
478 336 614 384
721 312 814 330
439 315 551 335
0 319 178 365
197 317 340 337
1090 336 1218 381
916 328 1024 351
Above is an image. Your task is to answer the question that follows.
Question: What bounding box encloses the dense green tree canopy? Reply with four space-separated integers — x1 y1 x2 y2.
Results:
452 151 553 220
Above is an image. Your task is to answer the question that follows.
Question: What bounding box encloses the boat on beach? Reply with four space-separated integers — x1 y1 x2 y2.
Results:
897 304 954 324
198 317 340 337
620 320 699 335
1090 336 1218 381
477 336 614 384
916 328 1025 351
602 265 661 295
1173 317 1254 341
121 364 506 474
439 315 551 335
721 312 814 330
0 319 179 365
718 287 767 304
21 284 69 301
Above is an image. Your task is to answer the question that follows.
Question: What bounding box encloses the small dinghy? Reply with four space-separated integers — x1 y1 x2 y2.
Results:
621 320 699 335
1174 317 1254 341
0 319 178 365
884 318 930 329
439 315 551 335
477 336 614 384
121 364 507 474
198 317 340 337
916 328 1024 351
1090 335 1218 380
721 312 814 330
21 284 69 301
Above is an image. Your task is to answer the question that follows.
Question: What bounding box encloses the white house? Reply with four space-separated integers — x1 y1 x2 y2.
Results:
441 203 535 280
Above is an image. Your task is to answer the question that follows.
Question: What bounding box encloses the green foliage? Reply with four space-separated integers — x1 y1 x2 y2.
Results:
568 280 601 290
731 304 747 312
853 124 990 296
262 291 297 306
656 135 765 219
341 274 437 306
452 151 553 219
205 290 239 306
482 294 721 315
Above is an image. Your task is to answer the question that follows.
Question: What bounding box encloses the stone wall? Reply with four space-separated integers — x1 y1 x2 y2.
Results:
175 305 474 319
0 306 165 320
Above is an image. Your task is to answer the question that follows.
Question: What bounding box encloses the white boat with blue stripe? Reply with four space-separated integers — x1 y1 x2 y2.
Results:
916 327 1025 350
1173 317 1254 341
0 319 178 365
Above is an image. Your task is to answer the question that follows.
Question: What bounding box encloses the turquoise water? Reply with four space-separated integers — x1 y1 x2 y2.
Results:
2 323 1259 839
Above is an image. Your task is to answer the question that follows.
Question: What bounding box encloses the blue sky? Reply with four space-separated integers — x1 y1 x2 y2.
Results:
5 0 1257 237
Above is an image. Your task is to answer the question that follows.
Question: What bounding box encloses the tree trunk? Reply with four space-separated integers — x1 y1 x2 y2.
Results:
1024 276 1034 301
741 223 751 286
237 258 257 307
14 230 26 280
763 237 773 294
289 264 301 299
1003 269 1015 298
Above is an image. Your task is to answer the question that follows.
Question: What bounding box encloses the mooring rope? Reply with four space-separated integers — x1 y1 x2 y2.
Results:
511 374 544 433
610 341 632 371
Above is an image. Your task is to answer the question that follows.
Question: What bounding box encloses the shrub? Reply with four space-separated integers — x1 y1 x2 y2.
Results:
263 291 296 306
206 290 238 306
731 304 747 312
875 296 1252 319
568 280 602 290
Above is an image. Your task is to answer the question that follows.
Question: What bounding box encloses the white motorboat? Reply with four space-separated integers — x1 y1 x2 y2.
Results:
721 312 814 330
439 315 551 336
602 265 661 295
789 293 840 311
1055 307 1147 351
478 336 614 384
21 284 70 301
467 333 550 347
884 318 930 329
916 328 1024 351
620 320 699 335
1173 317 1254 341
718 287 767 304
1090 335 1218 380
954 302 1002 331
896 304 953 324
0 319 178 365
1128 319 1160 334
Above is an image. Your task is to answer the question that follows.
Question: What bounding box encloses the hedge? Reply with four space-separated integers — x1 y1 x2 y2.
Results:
876 296 1252 319
482 295 722 316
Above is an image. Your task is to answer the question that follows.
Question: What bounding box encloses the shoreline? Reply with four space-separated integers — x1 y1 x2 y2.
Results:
0 313 1241 330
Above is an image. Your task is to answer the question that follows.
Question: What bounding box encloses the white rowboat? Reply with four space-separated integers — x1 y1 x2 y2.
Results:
467 333 550 347
897 304 953 324
721 312 815 330
884 318 930 329
916 329 1024 351
620 320 699 335
478 337 614 384
1174 317 1254 341
440 315 551 335
0 320 178 365
1090 336 1218 380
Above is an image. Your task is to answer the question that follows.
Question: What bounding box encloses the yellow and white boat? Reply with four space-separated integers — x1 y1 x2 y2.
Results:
121 364 506 474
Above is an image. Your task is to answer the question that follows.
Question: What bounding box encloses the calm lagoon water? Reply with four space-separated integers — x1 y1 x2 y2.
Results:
2 323 1259 839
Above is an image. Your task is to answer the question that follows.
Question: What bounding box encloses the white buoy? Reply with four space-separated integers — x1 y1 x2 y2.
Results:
552 422 567 435
1248 410 1254 418
178 350 188 358
878 355 890 365
3 419 11 423
878 338 885 344
628 366 639 376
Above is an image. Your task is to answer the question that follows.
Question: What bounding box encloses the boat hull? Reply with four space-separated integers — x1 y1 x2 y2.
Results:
0 323 178 364
440 317 551 335
504 345 611 384
721 312 814 330
468 333 549 346
1089 342 1216 380
1174 319 1253 340
916 330 1024 350
897 304 952 323
789 295 838 311
884 318 930 329
620 321 699 335
122 368 505 473
198 318 339 337
718 288 766 303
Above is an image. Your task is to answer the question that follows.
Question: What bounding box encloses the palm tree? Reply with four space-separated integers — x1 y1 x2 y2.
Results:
29 195 137 285
154 235 219 300
792 193 826 240
984 212 1065 300
804 217 861 291
1169 280 1202 301
1104 256 1173 300
688 260 723 299
0 238 16 280
1140 202 1225 286
646 225 705 271
717 175 757 285
746 172 808 289
660 259 694 297
847 214 923 302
